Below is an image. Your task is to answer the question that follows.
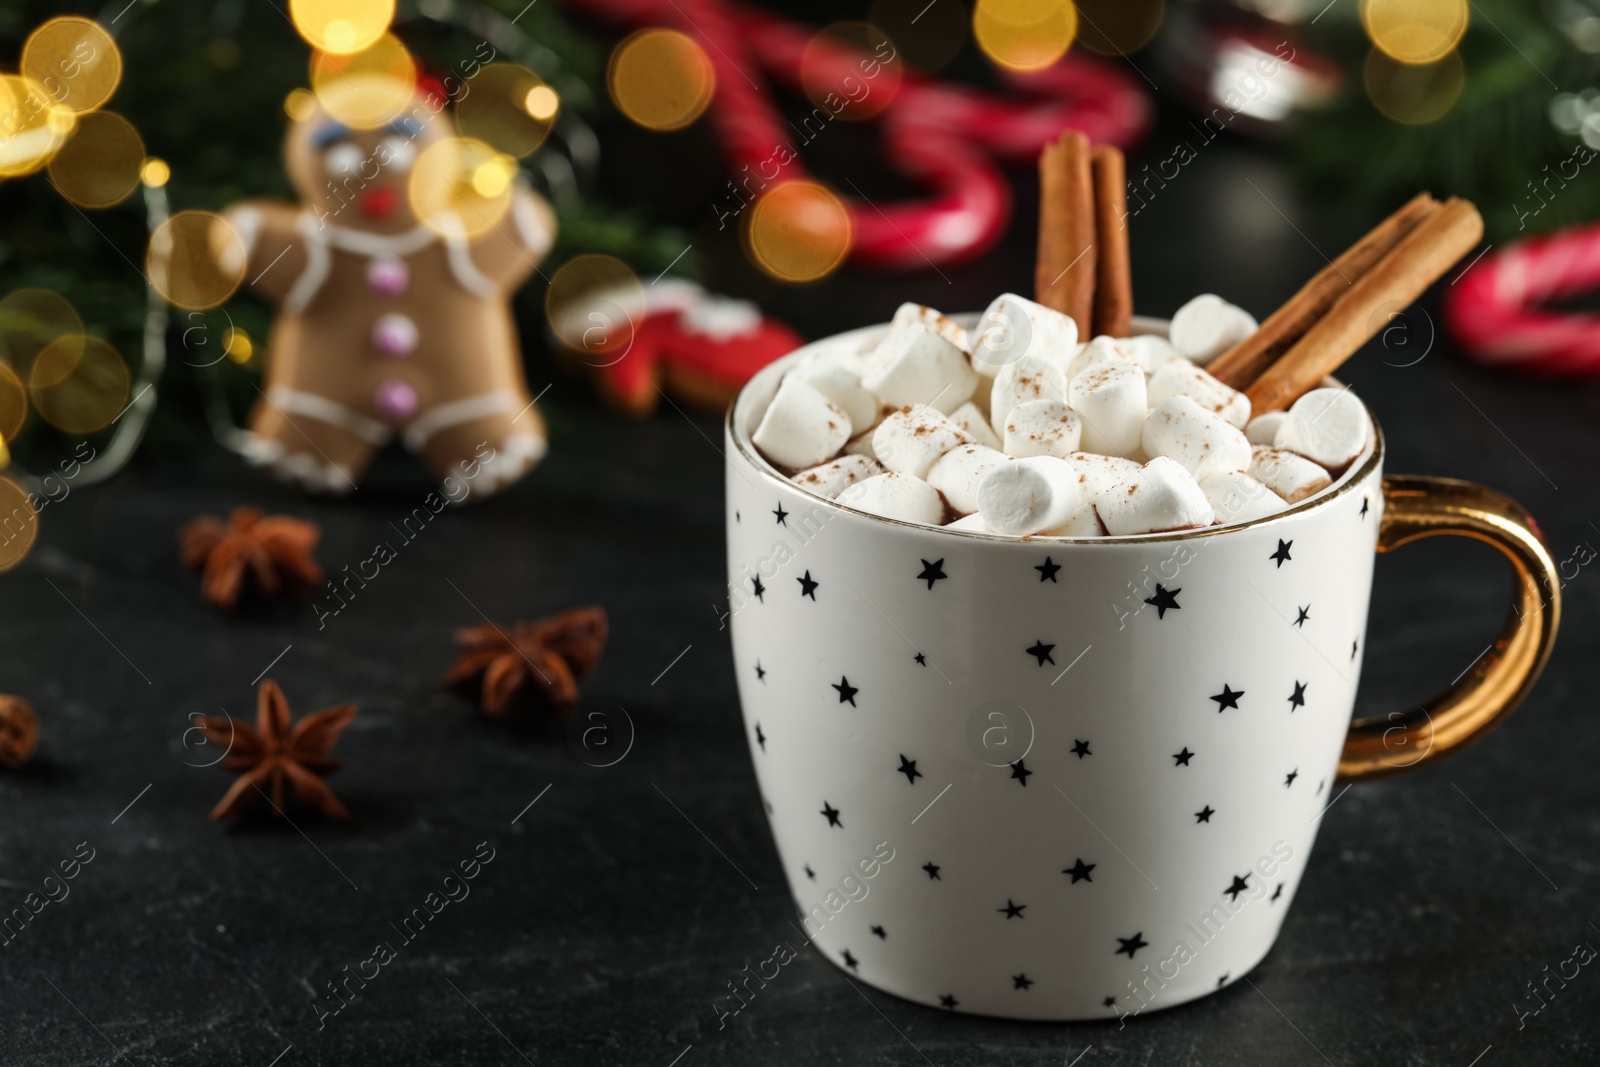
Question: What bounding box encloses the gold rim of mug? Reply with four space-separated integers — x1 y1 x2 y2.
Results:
726 314 1386 546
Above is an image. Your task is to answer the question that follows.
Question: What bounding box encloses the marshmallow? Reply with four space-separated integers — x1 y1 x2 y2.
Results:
946 511 999 534
969 293 1078 378
977 455 1085 535
836 472 946 526
1063 451 1143 502
1200 469 1288 524
753 378 852 469
891 301 969 353
861 319 977 414
1069 358 1147 458
1142 396 1252 481
792 359 880 431
1169 294 1257 365
1124 334 1183 376
1097 456 1216 536
949 400 1003 451
1040 502 1106 537
1147 358 1251 428
1003 399 1083 458
1274 387 1373 470
927 444 1010 515
795 337 869 377
871 407 973 478
990 353 1068 435
791 454 883 500
843 431 877 460
1249 445 1333 504
1245 411 1288 446
1064 335 1139 382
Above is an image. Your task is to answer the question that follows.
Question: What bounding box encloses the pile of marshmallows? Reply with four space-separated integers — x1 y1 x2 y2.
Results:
752 293 1373 537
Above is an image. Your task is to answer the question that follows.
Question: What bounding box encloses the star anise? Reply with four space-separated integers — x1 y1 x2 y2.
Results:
443 606 608 716
197 679 357 821
178 506 324 611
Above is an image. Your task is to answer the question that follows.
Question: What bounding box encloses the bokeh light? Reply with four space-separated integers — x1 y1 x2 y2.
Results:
744 180 852 284
867 0 967 72
0 361 26 446
289 0 395 56
973 0 1078 72
544 254 644 366
1365 47 1464 124
409 137 516 238
1074 0 1165 57
140 156 170 187
1361 0 1468 66
0 76 76 178
47 110 145 209
225 326 254 365
21 17 122 114
285 87 319 122
607 29 716 132
800 23 902 122
310 33 416 129
0 476 39 572
456 64 558 158
146 210 247 311
0 289 83 380
29 334 129 434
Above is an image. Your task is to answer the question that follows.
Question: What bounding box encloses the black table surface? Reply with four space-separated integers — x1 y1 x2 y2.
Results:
4 126 1599 1067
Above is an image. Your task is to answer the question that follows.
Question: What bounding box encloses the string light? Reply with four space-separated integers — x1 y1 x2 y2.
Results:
607 29 716 131
973 0 1077 73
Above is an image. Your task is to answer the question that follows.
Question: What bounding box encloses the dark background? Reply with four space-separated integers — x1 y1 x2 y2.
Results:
2 3 1598 1065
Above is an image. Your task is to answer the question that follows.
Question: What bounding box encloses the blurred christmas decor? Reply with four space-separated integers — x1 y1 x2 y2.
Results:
0 693 38 769
178 506 324 611
444 605 608 717
197 678 358 822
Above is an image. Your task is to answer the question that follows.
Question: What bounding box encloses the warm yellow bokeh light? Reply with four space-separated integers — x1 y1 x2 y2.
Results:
21 17 122 114
285 87 319 122
0 289 83 380
544 254 644 364
47 110 145 209
800 23 902 122
140 157 170 187
289 0 395 55
1361 0 1468 66
0 76 76 178
607 29 716 132
973 0 1078 72
310 33 417 129
0 475 39 572
1364 47 1465 124
225 326 254 364
526 85 560 121
409 137 516 238
745 180 853 284
456 64 558 158
29 334 129 435
0 361 26 446
146 210 247 311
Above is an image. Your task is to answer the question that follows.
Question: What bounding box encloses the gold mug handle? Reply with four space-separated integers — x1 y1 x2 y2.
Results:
1338 475 1562 782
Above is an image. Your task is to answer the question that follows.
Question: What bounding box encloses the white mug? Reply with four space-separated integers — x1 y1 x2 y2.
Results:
723 316 1559 1021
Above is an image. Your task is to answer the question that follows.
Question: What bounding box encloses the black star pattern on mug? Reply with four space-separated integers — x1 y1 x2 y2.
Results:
1217 973 1229 988
804 864 815 880
798 571 819 600
917 558 947 589
1211 683 1244 712
1116 933 1148 958
1316 779 1326 796
871 925 887 939
1285 768 1299 788
754 723 766 751
821 801 842 827
1351 639 1359 660
1026 640 1056 666
1173 747 1194 766
1035 556 1061 583
833 677 859 706
1072 739 1092 759
754 661 766 682
1361 497 1370 518
1064 858 1095 883
998 899 1026 919
1013 973 1033 990
1270 539 1293 567
1144 583 1181 619
841 948 858 971
1288 681 1306 711
940 994 959 1009
897 755 922 784
773 503 788 526
1294 605 1310 628
1010 759 1033 787
1272 882 1284 902
751 575 766 602
735 510 740 523
914 652 927 666
1103 996 1117 1008
923 861 942 880
1223 874 1250 901
1195 805 1215 823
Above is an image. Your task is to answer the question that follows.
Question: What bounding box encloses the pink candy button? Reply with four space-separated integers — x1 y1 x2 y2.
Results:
366 257 409 298
372 379 419 422
371 313 418 358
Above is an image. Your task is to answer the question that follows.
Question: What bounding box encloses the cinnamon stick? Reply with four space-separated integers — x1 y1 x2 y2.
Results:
1035 131 1096 335
1246 197 1484 413
1209 192 1439 389
1090 145 1132 338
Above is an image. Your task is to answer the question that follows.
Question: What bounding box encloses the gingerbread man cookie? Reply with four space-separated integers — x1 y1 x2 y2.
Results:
224 95 554 497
